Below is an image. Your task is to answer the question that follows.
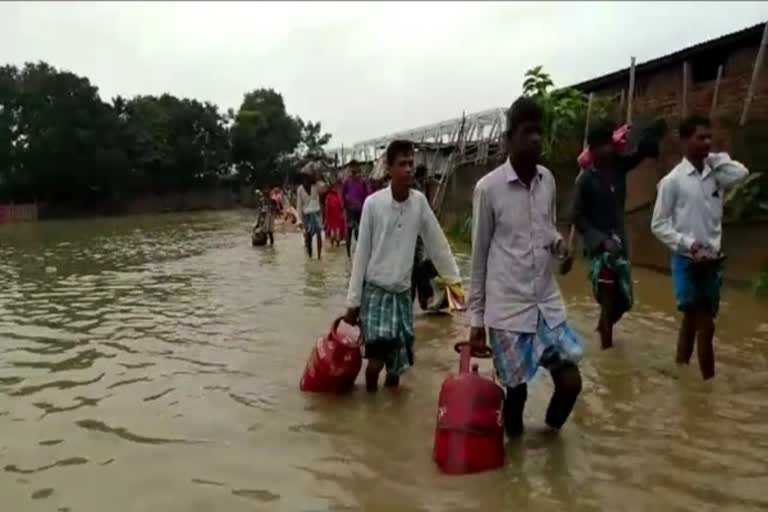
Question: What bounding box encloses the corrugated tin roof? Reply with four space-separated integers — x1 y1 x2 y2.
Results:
569 23 765 92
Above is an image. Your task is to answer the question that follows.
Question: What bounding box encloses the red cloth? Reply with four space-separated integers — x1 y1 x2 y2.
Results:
324 189 346 237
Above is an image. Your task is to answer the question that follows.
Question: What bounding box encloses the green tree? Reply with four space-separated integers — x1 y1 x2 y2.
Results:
522 65 589 158
294 117 332 163
0 60 330 213
522 65 618 159
0 65 20 198
120 94 231 194
231 88 300 186
5 62 128 204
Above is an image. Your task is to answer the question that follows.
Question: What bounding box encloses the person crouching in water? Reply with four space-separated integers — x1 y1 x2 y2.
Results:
344 140 462 392
468 97 584 438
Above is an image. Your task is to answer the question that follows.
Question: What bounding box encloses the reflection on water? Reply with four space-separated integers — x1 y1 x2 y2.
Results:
0 210 766 512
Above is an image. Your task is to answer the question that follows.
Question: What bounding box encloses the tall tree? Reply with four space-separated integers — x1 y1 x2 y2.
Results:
294 117 332 164
8 62 128 204
120 94 231 194
230 88 300 186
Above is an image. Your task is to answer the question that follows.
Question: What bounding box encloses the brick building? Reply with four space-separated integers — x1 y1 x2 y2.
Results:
439 23 768 282
568 23 768 282
571 23 768 124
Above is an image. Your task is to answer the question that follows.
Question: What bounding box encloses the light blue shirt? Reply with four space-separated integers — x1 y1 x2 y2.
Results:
469 159 566 333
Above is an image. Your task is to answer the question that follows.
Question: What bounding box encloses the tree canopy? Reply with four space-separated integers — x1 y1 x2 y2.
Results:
0 61 333 207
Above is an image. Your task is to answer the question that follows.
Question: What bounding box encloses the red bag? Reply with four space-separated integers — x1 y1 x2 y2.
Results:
300 317 362 393
433 343 505 475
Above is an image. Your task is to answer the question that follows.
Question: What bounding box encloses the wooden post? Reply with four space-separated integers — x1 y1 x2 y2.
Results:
682 61 690 118
618 89 626 123
627 57 636 124
710 64 724 118
740 21 768 126
583 92 594 149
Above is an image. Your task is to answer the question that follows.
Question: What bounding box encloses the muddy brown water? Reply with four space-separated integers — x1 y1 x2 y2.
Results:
1 211 767 512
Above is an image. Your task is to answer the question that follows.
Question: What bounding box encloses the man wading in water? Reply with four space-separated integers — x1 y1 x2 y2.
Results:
571 121 660 349
296 165 324 259
344 140 461 392
651 115 748 380
341 160 368 258
468 97 584 438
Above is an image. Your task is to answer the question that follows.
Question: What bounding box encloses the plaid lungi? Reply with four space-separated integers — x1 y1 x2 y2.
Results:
589 252 634 323
360 282 414 376
489 315 584 388
303 211 322 237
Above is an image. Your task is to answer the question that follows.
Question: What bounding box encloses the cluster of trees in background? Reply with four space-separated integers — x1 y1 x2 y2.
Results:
0 61 332 207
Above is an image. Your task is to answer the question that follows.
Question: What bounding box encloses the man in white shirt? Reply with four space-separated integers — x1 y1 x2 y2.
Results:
651 115 749 380
296 164 324 259
344 140 462 392
468 97 584 439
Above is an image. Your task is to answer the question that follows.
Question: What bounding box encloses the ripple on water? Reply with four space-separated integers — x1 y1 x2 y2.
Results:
30 488 55 500
5 457 89 474
231 488 281 502
1 213 766 512
74 419 207 445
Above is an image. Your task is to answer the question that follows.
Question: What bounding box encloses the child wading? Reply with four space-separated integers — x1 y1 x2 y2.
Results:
324 179 346 248
651 115 748 380
468 97 584 438
344 140 461 392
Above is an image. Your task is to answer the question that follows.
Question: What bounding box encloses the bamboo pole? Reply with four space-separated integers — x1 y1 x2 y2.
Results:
583 92 594 149
618 89 626 123
627 57 636 124
740 21 768 126
710 65 724 118
682 61 690 118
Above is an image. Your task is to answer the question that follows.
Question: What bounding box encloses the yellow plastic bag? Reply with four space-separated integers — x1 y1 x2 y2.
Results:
427 277 466 314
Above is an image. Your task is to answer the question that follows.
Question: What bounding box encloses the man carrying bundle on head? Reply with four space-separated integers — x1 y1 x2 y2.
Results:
571 120 661 349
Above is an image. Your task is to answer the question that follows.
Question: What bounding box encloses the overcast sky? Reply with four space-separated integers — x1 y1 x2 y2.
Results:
1 2 766 147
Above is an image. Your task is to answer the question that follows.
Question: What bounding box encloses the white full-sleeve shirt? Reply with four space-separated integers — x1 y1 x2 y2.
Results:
296 184 321 217
346 186 461 308
651 153 749 254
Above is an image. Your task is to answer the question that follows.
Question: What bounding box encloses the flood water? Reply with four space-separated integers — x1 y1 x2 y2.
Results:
1 210 767 512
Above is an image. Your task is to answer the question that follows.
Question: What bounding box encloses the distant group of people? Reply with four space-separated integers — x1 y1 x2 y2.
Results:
293 159 426 261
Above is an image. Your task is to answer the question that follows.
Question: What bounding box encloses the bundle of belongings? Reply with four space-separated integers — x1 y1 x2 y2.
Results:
577 118 667 169
412 257 466 314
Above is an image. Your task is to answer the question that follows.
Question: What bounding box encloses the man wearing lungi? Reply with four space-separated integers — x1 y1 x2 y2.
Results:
344 140 462 392
468 97 584 439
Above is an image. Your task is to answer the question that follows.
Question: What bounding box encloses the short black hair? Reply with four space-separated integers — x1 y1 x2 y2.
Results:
587 121 615 148
679 115 710 139
505 96 544 135
386 140 415 166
